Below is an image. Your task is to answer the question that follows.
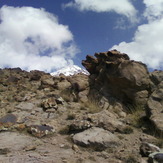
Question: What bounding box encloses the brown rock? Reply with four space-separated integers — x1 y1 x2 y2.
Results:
82 50 150 106
15 123 26 131
150 70 163 85
78 90 89 103
41 75 54 86
82 55 98 74
29 70 44 81
57 79 71 91
146 81 163 136
7 76 20 83
67 73 89 92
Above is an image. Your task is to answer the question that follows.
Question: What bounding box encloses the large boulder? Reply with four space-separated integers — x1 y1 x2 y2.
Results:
146 81 163 136
82 50 150 106
73 127 119 151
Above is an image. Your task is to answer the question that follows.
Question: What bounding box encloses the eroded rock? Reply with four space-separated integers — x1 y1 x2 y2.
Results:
82 50 150 106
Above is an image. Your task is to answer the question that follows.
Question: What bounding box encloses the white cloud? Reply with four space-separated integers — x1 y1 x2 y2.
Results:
111 1 163 69
143 0 163 21
0 6 78 72
63 0 137 22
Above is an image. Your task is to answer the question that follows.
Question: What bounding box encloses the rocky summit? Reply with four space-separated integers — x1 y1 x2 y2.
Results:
0 50 163 163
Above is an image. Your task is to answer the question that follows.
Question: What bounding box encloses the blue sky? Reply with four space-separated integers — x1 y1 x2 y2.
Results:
0 0 162 72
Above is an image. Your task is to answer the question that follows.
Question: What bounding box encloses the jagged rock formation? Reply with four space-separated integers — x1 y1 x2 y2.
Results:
82 50 150 106
0 50 163 163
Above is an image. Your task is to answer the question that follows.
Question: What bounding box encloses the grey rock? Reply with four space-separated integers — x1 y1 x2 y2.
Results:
0 114 17 131
73 127 119 150
140 142 160 157
87 110 124 132
149 151 163 163
16 102 35 111
0 132 37 151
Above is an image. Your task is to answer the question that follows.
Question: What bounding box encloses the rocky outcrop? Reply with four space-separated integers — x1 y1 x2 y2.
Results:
82 50 150 106
146 81 163 136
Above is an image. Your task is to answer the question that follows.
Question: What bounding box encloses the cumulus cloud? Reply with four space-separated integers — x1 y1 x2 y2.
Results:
143 0 163 21
0 6 78 72
111 0 163 69
63 0 137 22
